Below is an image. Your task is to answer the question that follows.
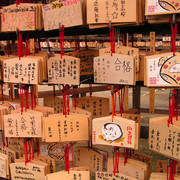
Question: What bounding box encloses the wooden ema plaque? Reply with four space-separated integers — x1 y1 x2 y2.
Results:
157 160 180 175
108 157 148 180
146 53 180 87
0 146 16 164
3 57 39 85
0 153 8 178
96 171 136 180
146 0 180 15
1 3 42 32
94 54 135 85
76 147 103 173
149 117 180 160
42 0 83 31
10 162 46 180
43 114 89 142
44 97 64 114
87 0 137 24
93 116 138 149
66 49 99 75
4 112 42 138
150 172 180 180
47 55 80 85
99 46 139 72
46 170 90 180
74 96 109 118
40 142 73 161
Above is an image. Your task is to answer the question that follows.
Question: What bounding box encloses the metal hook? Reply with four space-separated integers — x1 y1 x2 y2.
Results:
58 84 61 92
59 23 61 31
111 85 114 95
16 28 19 36
172 14 176 24
109 20 112 30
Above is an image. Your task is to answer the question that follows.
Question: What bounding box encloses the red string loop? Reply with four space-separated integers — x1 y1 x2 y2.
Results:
118 88 124 116
1 83 4 103
170 18 177 56
20 85 25 115
107 23 116 56
124 148 129 166
24 138 28 165
66 85 70 115
73 86 77 110
2 131 5 148
17 29 24 60
167 160 176 180
62 85 67 117
113 147 119 175
31 86 34 110
37 138 40 157
28 140 31 161
32 139 34 159
25 86 29 111
59 25 65 58
168 90 178 126
112 88 118 121
64 144 70 173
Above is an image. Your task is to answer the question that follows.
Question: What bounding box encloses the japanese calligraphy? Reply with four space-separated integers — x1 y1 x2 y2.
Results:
87 0 137 24
3 57 39 84
43 0 83 31
4 112 42 138
48 55 80 85
94 54 134 85
149 117 180 160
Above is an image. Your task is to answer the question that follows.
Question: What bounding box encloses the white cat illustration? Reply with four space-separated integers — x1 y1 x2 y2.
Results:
102 123 123 143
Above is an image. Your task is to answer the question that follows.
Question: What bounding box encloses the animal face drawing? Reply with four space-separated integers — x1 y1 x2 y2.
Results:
102 123 123 143
159 55 180 85
158 0 180 11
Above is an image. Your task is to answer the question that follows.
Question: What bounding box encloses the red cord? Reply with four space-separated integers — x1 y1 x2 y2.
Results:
16 0 20 6
124 148 129 166
17 29 24 60
66 85 70 115
31 86 34 110
32 139 34 159
170 19 177 56
25 86 29 111
168 90 178 126
73 86 77 110
1 83 4 103
113 147 119 175
2 131 5 148
28 140 31 161
37 138 40 157
59 25 65 58
62 85 67 117
20 85 24 115
107 23 116 56
75 36 80 51
112 88 118 121
64 144 70 173
118 88 124 116
24 138 28 165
